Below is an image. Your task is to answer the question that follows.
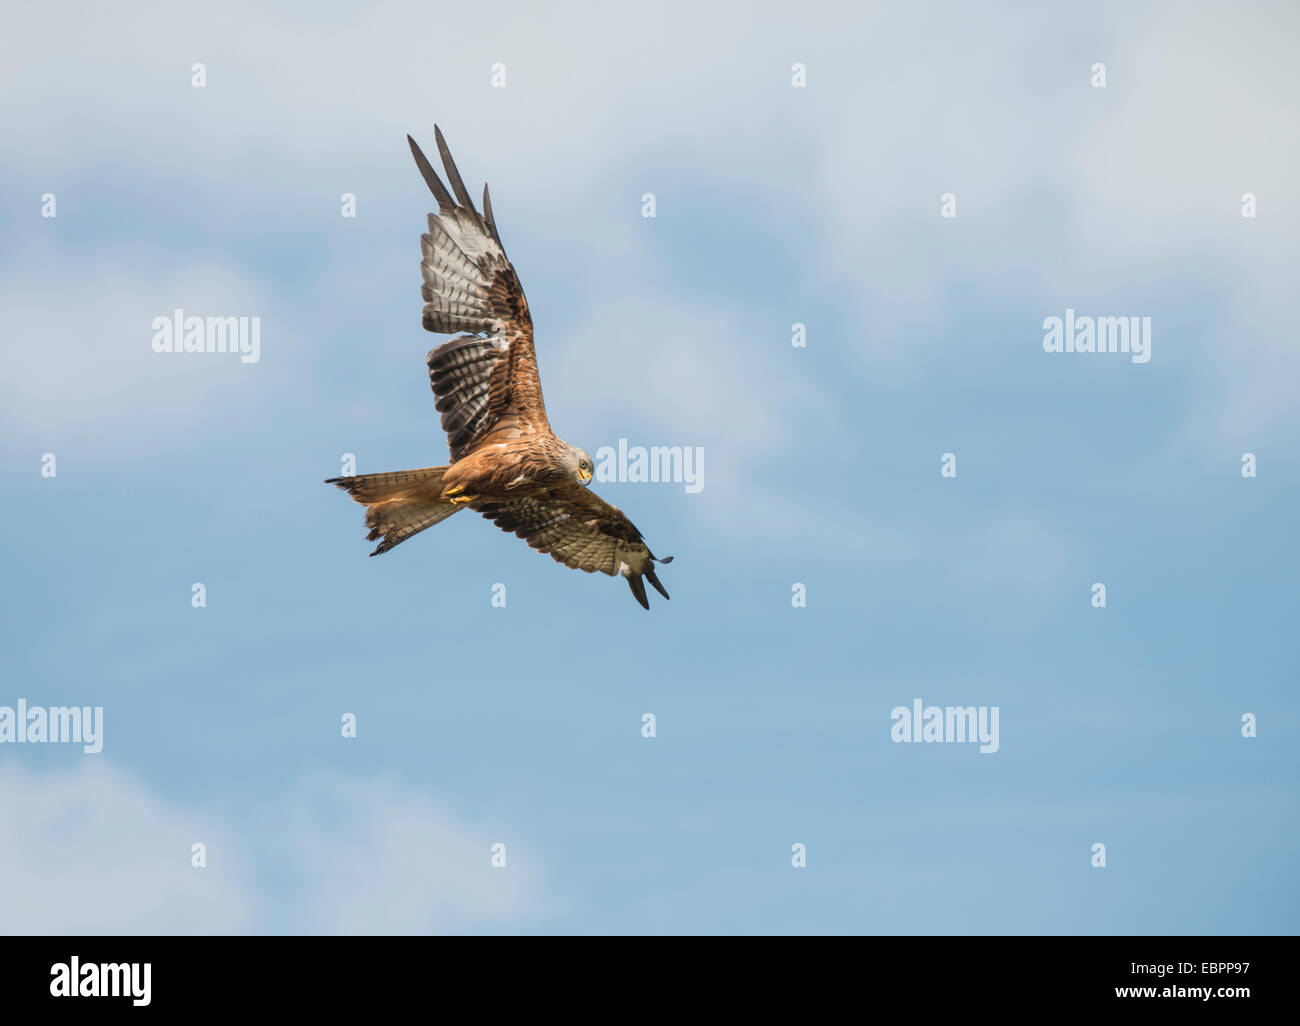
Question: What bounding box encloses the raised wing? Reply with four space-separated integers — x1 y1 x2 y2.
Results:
409 128 549 462
474 484 673 609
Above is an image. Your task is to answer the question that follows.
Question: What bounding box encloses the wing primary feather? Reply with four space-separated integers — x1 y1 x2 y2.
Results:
645 567 670 601
482 183 504 247
434 125 478 214
408 134 455 210
627 574 650 610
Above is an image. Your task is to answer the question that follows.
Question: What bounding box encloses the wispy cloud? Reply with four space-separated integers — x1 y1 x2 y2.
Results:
0 762 556 934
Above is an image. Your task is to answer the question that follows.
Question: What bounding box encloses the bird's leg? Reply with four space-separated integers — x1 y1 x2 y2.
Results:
443 484 477 506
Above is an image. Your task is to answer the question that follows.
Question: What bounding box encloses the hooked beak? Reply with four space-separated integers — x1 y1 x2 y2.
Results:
578 468 592 485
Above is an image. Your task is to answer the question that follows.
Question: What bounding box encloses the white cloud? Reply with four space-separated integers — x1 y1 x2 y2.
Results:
269 772 551 934
0 761 250 933
2 0 1293 492
803 1 1300 444
548 291 899 556
0 258 275 440
0 761 553 934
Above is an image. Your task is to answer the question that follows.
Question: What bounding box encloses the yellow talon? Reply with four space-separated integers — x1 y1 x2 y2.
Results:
445 484 465 496
449 493 476 505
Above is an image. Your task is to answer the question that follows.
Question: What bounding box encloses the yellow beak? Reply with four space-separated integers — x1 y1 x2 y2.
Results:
578 468 592 484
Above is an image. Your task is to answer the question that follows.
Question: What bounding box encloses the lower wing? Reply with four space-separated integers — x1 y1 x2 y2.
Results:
473 484 672 609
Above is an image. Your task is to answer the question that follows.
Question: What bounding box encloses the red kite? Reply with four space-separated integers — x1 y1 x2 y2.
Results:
328 128 672 608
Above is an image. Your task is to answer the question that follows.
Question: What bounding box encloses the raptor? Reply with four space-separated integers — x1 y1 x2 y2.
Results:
327 128 672 608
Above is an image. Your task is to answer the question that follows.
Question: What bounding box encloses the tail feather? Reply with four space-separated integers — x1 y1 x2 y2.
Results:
325 465 459 555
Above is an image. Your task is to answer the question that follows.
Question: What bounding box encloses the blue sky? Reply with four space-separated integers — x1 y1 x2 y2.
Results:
1 0 1297 933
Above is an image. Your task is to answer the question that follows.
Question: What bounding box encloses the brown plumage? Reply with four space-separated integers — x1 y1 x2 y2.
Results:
327 127 672 608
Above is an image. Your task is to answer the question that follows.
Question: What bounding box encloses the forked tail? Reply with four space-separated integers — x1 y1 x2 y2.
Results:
325 466 459 555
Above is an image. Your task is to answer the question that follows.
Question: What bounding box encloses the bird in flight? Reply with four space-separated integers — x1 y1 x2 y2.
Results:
327 128 672 608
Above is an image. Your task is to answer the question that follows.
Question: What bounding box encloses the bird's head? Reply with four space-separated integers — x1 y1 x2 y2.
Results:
565 444 594 485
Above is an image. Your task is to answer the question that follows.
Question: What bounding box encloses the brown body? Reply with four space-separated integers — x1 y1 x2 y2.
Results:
440 436 565 500
326 128 672 608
